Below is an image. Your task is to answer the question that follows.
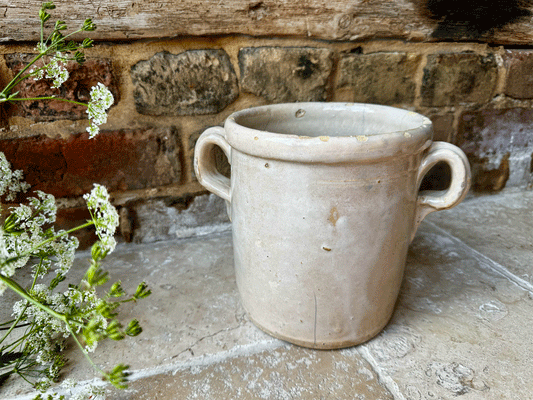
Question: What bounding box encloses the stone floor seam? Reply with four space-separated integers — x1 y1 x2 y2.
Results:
357 345 406 400
426 221 533 293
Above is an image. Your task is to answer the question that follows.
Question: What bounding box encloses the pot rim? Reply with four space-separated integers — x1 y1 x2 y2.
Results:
225 102 433 163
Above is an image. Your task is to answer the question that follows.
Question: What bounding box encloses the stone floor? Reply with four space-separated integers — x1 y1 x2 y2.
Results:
3 189 533 400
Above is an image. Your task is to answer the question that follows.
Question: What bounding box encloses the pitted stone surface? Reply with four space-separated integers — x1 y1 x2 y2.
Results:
4 191 533 399
239 47 334 102
359 220 533 399
110 346 393 400
131 50 239 116
131 194 231 243
421 52 498 106
503 50 533 99
458 108 533 190
427 190 533 285
338 52 420 105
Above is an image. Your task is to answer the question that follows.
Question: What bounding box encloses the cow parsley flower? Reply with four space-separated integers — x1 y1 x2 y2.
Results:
86 83 114 138
83 184 119 253
0 152 30 202
39 52 69 89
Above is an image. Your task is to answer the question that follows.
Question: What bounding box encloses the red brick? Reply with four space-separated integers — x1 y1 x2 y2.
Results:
0 128 182 198
503 50 533 99
5 55 118 121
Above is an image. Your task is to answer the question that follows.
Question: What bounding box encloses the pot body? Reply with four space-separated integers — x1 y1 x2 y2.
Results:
195 103 471 348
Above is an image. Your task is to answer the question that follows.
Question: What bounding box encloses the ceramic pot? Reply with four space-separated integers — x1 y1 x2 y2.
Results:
194 103 471 349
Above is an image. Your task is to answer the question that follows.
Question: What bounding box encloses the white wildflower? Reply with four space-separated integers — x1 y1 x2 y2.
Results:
31 67 45 81
83 184 119 253
86 83 113 138
50 233 79 275
42 52 69 89
0 152 30 201
36 42 47 53
61 378 77 389
70 384 105 400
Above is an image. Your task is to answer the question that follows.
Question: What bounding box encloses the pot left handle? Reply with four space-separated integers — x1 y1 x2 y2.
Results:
194 126 232 202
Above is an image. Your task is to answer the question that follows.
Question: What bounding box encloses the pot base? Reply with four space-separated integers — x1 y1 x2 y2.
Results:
247 312 393 350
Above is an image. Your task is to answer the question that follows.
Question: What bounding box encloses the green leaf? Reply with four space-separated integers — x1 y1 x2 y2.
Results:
106 320 125 341
81 18 96 31
133 282 151 300
54 20 67 31
125 319 142 337
85 261 109 287
50 31 64 44
41 2 56 11
108 281 125 298
74 51 86 64
49 273 65 290
82 38 94 48
106 364 130 389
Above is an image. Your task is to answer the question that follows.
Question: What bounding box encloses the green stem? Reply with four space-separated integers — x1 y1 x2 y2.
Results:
1 53 44 97
0 258 44 343
0 302 28 344
0 274 66 323
2 97 88 108
3 221 94 265
66 325 106 377
1 329 33 354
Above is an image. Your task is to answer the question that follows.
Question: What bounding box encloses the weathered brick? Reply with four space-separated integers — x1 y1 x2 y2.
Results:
0 127 182 198
130 194 231 243
239 47 333 102
458 108 533 191
421 52 497 106
131 50 238 116
503 50 533 99
428 113 455 142
55 207 97 249
5 55 117 121
338 52 420 105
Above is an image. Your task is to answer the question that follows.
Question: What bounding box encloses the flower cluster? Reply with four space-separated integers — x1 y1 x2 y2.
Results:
83 184 119 252
0 1 114 140
86 83 114 138
32 52 69 88
0 3 147 398
0 152 31 201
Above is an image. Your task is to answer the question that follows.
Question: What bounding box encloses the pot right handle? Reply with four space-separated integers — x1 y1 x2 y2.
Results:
412 142 471 240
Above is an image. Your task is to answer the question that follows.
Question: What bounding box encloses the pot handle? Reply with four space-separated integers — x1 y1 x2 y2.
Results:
194 126 232 202
412 142 471 240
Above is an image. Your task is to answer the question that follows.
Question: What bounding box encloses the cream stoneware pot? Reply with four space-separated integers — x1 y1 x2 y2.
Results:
194 103 471 349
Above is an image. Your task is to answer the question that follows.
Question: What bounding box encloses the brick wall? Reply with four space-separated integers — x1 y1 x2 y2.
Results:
1 37 532 245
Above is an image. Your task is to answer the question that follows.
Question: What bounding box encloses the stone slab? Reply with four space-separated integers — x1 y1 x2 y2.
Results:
427 190 533 287
3 191 533 399
360 221 533 399
109 345 393 400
